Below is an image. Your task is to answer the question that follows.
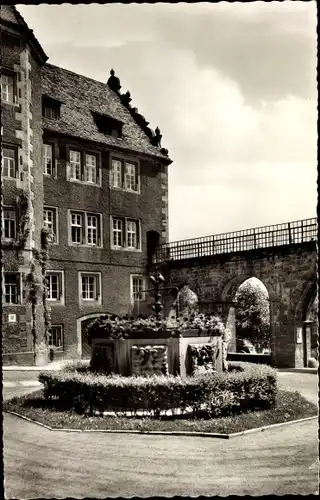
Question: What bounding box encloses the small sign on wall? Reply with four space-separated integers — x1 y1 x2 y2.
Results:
8 314 17 323
296 327 302 344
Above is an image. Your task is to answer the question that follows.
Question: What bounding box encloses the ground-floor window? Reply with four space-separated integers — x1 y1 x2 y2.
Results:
48 325 63 349
3 273 20 304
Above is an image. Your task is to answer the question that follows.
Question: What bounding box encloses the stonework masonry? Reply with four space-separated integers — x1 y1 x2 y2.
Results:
1 6 171 365
157 242 317 368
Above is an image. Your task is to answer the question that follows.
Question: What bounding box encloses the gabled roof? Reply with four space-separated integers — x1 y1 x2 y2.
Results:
0 5 48 65
41 63 172 163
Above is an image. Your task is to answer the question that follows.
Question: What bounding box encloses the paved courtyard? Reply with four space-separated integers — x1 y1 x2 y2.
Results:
3 371 318 498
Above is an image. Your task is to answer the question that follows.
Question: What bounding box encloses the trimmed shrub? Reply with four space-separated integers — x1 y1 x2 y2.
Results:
311 349 318 361
38 362 277 418
61 360 91 373
307 357 318 368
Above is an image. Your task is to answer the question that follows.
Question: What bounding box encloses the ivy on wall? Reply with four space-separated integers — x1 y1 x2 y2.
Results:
10 188 53 360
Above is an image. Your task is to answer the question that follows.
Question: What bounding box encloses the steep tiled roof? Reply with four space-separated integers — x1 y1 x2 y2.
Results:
41 64 171 163
1 6 48 65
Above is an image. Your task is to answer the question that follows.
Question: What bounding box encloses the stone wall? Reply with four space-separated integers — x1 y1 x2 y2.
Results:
157 242 317 368
2 22 45 364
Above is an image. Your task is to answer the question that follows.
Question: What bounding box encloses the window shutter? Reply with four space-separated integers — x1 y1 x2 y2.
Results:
54 144 59 177
52 209 57 236
124 218 127 248
121 160 124 189
96 274 100 300
58 273 62 300
17 273 21 303
21 273 26 300
135 164 139 190
66 161 70 181
82 213 86 244
98 215 101 246
81 151 84 182
136 221 140 249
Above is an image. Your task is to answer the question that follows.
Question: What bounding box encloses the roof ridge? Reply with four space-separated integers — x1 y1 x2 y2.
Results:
44 62 108 86
2 6 48 65
107 68 169 157
11 5 29 28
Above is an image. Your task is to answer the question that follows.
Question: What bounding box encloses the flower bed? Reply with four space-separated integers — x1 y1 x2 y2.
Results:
39 362 277 418
4 389 317 434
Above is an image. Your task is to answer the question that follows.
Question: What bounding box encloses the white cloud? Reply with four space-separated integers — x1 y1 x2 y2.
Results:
17 3 317 240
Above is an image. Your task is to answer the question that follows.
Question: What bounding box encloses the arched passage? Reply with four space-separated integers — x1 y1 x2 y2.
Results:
294 280 318 366
222 275 272 354
77 313 113 359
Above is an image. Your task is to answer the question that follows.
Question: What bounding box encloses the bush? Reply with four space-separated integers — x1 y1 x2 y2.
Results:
38 362 277 418
61 360 91 373
307 357 318 368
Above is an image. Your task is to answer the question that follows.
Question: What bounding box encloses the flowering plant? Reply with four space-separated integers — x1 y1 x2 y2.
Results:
87 312 227 342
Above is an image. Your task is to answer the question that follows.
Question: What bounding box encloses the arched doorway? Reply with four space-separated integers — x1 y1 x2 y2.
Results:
221 275 272 356
77 313 110 359
234 277 271 354
294 280 317 367
306 290 318 361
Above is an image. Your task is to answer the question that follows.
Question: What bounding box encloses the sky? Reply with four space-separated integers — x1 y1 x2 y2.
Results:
17 2 317 242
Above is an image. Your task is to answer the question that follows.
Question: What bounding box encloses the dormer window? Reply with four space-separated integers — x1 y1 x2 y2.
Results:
91 111 123 138
42 96 61 120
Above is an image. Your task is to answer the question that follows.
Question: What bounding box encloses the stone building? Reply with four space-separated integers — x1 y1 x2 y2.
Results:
1 6 172 364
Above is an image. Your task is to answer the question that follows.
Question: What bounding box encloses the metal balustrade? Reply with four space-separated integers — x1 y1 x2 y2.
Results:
153 218 317 263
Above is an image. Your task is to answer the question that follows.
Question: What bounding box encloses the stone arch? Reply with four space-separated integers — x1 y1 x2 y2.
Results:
220 274 273 354
293 278 318 365
221 273 274 304
77 312 114 358
295 278 318 323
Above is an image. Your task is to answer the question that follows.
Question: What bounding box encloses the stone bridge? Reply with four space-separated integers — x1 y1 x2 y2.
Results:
153 218 317 368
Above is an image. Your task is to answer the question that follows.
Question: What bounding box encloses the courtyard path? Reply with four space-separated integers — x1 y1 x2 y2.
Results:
3 371 318 497
4 412 318 498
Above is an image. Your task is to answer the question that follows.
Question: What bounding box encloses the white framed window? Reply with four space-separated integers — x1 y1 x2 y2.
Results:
43 207 58 243
111 217 141 251
79 272 101 304
70 150 81 180
43 106 60 120
43 144 54 176
71 212 83 244
3 273 20 304
111 157 140 192
125 162 137 191
1 74 15 104
127 219 138 249
45 271 64 304
2 147 16 178
68 149 100 185
69 211 102 247
87 214 98 245
3 208 16 239
85 154 97 183
42 97 61 120
48 325 64 349
112 218 123 247
111 159 122 188
131 275 146 301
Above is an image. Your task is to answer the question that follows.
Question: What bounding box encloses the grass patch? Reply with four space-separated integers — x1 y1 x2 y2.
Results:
4 389 317 434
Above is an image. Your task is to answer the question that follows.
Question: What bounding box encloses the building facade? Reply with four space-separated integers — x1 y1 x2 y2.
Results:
1 6 172 364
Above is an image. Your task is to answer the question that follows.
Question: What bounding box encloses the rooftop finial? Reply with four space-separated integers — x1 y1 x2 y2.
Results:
120 90 132 108
151 127 162 147
107 68 121 93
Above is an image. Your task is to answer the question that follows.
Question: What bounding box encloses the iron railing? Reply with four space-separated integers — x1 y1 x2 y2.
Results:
153 217 317 263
